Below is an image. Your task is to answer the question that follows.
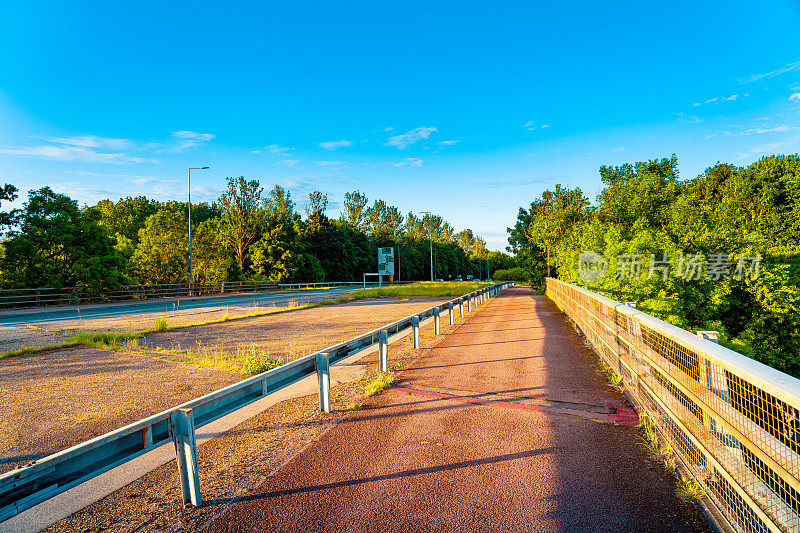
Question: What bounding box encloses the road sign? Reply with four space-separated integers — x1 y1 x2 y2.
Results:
378 247 395 276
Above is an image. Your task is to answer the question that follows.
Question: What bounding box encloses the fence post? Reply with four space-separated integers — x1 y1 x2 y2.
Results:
448 302 454 325
467 295 472 312
170 408 201 508
412 315 420 348
379 330 389 372
434 307 440 335
317 352 330 413
459 298 464 317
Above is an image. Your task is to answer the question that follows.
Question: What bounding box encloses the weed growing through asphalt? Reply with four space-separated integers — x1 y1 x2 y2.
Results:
363 373 396 396
393 362 408 371
347 403 363 411
640 412 676 470
676 473 706 501
240 345 284 376
154 318 170 332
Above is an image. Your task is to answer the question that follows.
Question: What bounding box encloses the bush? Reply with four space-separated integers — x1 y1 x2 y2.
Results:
492 267 527 282
240 345 284 375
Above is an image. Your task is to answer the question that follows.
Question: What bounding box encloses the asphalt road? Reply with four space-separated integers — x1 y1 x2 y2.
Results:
0 287 357 327
208 287 712 532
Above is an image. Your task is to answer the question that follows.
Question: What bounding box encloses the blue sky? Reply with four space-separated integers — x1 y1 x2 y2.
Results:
1 1 799 250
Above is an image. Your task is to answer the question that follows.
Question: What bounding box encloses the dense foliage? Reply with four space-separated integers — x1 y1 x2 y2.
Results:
508 154 800 376
0 180 513 293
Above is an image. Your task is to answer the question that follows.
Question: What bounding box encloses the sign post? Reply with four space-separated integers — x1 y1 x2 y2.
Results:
377 247 395 287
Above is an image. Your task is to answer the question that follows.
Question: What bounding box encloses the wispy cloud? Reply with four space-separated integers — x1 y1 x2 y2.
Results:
316 160 344 166
523 121 549 131
724 125 800 136
278 159 300 166
393 157 424 167
694 94 743 107
385 127 437 149
43 135 132 150
790 93 800 102
170 131 215 152
741 59 800 82
0 144 155 164
612 146 625 152
440 140 460 146
263 144 294 155
319 140 353 150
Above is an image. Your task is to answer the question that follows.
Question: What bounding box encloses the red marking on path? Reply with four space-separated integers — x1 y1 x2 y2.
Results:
391 386 640 426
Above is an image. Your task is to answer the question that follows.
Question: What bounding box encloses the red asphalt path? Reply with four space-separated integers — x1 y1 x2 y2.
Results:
208 287 711 532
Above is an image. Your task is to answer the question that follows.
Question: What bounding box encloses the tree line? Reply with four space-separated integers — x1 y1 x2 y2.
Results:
508 154 800 377
0 177 515 293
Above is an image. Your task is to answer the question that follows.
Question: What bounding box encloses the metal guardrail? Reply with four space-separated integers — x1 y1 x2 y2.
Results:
546 278 800 533
0 281 280 309
0 283 512 522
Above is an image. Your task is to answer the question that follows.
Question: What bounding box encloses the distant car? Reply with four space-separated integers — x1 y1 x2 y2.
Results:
455 277 463 282
435 278 443 282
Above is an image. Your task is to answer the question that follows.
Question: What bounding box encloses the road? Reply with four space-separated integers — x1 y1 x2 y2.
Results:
0 287 357 327
208 287 712 532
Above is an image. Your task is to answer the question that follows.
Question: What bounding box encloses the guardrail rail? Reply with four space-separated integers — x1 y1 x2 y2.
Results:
547 277 800 533
0 283 512 522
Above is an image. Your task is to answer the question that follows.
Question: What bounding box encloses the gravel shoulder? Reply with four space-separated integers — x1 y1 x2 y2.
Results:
0 297 448 475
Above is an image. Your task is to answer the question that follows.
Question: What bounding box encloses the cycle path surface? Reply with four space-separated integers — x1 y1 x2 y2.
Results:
208 287 712 532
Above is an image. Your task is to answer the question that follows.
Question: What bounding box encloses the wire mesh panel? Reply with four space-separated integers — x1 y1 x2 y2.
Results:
546 278 800 533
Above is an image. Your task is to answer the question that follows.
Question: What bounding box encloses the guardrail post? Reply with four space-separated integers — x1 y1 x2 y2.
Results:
458 298 464 317
170 408 201 508
448 302 454 325
379 330 389 372
412 315 420 348
317 352 331 413
434 307 440 335
467 295 472 312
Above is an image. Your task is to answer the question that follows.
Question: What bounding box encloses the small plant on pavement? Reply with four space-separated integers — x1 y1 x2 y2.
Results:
154 317 169 332
676 473 706 501
240 345 284 375
394 362 408 371
363 373 396 396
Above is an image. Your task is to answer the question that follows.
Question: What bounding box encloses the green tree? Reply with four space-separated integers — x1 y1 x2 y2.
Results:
1 187 124 291
130 210 189 284
218 177 265 276
341 190 368 230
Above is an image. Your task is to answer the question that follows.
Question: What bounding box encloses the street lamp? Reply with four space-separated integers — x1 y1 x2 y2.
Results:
188 166 209 288
420 211 434 281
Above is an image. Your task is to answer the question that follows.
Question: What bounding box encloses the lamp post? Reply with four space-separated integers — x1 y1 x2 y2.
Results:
420 211 434 281
188 166 209 289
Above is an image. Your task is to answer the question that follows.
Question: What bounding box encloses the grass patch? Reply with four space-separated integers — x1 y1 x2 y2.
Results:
598 360 624 391
69 329 140 348
350 281 493 299
363 372 396 396
154 318 171 332
393 362 408 371
676 473 706 501
240 345 285 376
347 403 363 411
0 341 80 360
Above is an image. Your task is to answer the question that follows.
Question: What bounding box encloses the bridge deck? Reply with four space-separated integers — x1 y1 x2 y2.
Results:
209 287 712 532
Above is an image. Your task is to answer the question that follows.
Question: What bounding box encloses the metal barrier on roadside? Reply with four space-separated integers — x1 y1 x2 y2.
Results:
546 277 800 533
0 281 281 309
0 283 512 523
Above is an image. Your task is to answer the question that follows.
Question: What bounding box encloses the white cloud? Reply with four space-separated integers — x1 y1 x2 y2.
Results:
316 160 344 166
612 146 625 152
789 93 800 102
384 127 437 149
43 135 132 150
170 130 215 151
523 121 549 130
692 102 701 107
319 140 353 150
278 159 300 166
724 125 800 136
704 134 717 140
741 60 800 82
0 145 154 164
393 157 424 167
440 140 460 145
251 150 261 154
264 144 294 155
704 97 719 104
384 127 393 132
722 94 738 101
